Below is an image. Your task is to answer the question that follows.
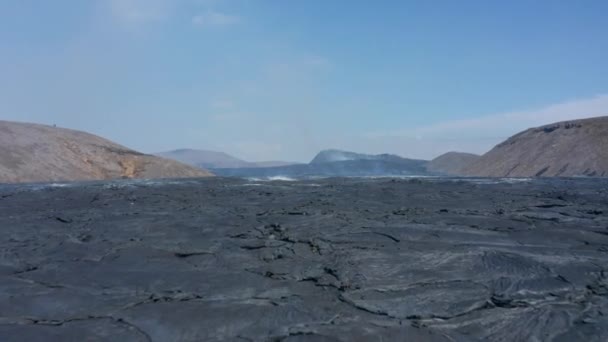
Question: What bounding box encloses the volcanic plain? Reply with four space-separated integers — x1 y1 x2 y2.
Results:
1 177 607 341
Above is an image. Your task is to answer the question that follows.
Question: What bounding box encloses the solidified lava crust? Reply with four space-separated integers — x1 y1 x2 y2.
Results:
1 177 607 341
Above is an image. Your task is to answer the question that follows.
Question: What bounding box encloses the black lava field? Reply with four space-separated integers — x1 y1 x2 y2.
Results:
1 177 607 341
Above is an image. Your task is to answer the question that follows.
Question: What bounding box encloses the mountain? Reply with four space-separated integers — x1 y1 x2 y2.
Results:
156 149 298 169
0 121 212 183
464 116 608 177
427 152 480 176
310 149 405 164
212 149 431 178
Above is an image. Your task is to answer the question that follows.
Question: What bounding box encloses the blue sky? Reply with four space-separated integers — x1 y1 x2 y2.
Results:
1 0 608 162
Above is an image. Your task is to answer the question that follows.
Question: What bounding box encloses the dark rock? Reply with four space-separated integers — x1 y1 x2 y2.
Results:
1 176 607 341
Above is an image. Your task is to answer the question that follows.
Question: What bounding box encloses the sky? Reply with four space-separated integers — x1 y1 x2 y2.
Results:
1 0 608 162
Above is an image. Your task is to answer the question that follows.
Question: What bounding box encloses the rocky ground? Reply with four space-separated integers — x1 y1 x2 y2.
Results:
1 177 607 341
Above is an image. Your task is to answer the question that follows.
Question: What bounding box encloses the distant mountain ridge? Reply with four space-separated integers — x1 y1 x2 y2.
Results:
148 114 608 180
155 149 298 169
310 149 408 164
6 114 607 184
0 121 212 183
464 116 608 177
212 149 431 178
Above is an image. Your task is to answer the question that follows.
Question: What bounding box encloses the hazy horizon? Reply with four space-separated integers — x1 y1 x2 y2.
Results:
1 1 607 163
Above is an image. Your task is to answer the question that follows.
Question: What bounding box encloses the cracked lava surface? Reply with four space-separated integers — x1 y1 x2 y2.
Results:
1 177 608 341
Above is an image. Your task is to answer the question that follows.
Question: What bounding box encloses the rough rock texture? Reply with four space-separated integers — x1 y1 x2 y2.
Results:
1 177 607 341
427 152 480 175
0 121 212 183
464 116 608 177
155 149 297 169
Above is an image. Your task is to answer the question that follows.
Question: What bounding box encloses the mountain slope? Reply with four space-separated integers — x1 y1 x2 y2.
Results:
464 116 608 177
156 149 298 169
0 121 212 183
427 152 480 176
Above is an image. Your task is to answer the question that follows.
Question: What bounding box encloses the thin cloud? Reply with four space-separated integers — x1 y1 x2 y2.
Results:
362 94 608 159
417 94 608 137
108 0 171 25
302 55 331 68
210 99 235 110
369 94 608 140
264 55 332 85
209 112 242 122
192 11 240 27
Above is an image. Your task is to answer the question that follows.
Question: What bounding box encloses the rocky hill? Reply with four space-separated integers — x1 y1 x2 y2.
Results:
156 149 297 169
464 116 608 177
427 152 480 176
0 121 212 183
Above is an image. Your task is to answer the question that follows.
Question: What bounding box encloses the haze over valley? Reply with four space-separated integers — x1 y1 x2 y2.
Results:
156 116 608 179
2 115 608 184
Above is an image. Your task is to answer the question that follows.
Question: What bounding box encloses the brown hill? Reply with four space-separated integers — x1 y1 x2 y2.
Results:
427 152 480 175
464 116 608 177
0 120 213 183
